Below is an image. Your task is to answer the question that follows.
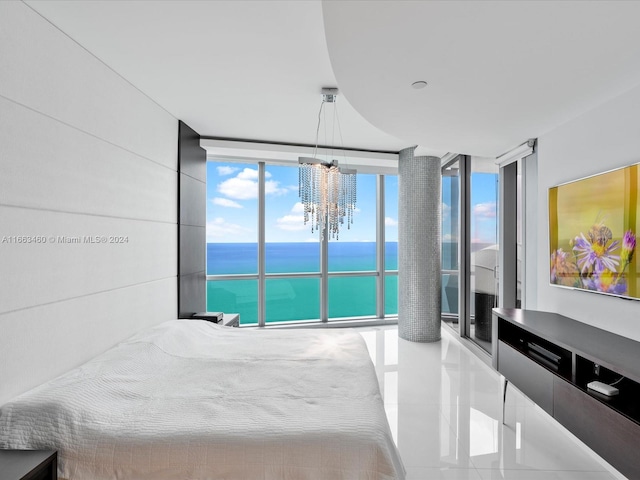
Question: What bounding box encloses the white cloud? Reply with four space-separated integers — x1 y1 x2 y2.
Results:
276 214 308 231
237 168 259 180
275 203 309 231
218 176 258 200
265 180 288 196
473 202 497 219
235 168 274 180
217 166 238 176
206 217 251 241
217 168 287 200
442 202 451 217
385 216 398 227
212 197 242 208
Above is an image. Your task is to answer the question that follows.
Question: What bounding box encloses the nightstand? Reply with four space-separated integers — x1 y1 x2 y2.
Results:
0 450 57 480
191 312 240 327
220 313 240 327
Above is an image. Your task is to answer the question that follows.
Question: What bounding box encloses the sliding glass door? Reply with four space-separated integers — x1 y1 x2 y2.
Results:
468 158 499 353
441 155 501 353
443 155 500 354
442 151 531 357
441 159 460 332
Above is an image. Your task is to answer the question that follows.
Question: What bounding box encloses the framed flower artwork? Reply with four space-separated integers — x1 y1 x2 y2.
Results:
549 163 638 300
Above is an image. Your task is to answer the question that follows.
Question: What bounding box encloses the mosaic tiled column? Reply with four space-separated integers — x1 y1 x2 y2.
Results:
398 146 442 342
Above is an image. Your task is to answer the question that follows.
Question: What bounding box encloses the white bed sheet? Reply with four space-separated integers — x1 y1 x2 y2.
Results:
0 320 405 479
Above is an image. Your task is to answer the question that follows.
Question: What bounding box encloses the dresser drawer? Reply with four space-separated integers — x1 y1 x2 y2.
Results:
498 340 554 414
554 377 640 479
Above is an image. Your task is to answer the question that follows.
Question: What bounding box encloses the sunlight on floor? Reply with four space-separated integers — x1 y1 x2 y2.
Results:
356 325 626 480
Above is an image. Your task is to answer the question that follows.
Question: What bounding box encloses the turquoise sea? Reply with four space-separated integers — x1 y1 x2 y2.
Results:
207 242 457 324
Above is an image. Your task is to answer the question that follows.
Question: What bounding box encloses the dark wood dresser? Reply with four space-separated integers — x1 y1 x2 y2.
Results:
492 308 640 479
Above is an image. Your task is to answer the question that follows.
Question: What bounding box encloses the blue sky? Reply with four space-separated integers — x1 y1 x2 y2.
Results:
442 170 499 245
470 172 498 244
207 162 497 244
206 162 392 243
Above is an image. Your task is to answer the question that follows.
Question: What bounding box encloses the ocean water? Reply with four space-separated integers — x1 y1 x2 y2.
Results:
207 242 402 275
206 242 457 324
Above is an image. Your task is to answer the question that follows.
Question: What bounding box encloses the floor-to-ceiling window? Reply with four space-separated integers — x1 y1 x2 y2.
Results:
206 162 259 324
468 157 499 353
441 159 461 332
328 173 377 319
263 164 321 323
516 160 523 308
206 160 398 326
384 175 399 315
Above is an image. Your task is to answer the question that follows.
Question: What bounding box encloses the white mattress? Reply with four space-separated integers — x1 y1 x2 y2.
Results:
0 320 405 479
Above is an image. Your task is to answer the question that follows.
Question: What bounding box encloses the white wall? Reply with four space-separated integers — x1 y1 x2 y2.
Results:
0 1 178 404
535 82 640 341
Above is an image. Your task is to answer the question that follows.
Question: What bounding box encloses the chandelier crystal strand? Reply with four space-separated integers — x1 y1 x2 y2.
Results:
299 163 311 231
309 165 316 231
299 163 307 227
315 165 322 235
338 169 344 227
316 164 324 234
341 171 348 228
329 164 340 239
351 172 357 227
341 170 356 229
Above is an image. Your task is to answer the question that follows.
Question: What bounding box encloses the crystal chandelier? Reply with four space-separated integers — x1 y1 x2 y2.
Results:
298 88 357 240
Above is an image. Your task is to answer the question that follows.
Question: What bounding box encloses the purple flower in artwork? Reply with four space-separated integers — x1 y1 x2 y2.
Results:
620 230 636 266
582 269 627 295
572 222 620 274
565 221 635 295
550 248 579 286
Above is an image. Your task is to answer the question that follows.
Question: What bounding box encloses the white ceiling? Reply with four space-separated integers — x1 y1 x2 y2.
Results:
323 1 640 157
25 0 640 158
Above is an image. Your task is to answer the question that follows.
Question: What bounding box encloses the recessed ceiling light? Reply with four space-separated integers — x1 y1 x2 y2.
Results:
411 81 428 89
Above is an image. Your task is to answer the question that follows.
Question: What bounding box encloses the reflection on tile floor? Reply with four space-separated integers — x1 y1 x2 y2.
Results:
356 326 626 480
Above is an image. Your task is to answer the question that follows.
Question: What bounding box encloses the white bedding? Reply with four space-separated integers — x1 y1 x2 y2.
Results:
0 320 405 479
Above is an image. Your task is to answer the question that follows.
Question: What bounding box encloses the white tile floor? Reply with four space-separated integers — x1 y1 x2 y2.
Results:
357 325 626 480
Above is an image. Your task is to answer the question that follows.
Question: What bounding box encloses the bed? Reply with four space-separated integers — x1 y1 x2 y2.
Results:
0 320 405 479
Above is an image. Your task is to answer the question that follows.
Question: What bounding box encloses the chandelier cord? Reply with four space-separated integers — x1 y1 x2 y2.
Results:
312 99 324 160
334 101 348 168
331 100 337 160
